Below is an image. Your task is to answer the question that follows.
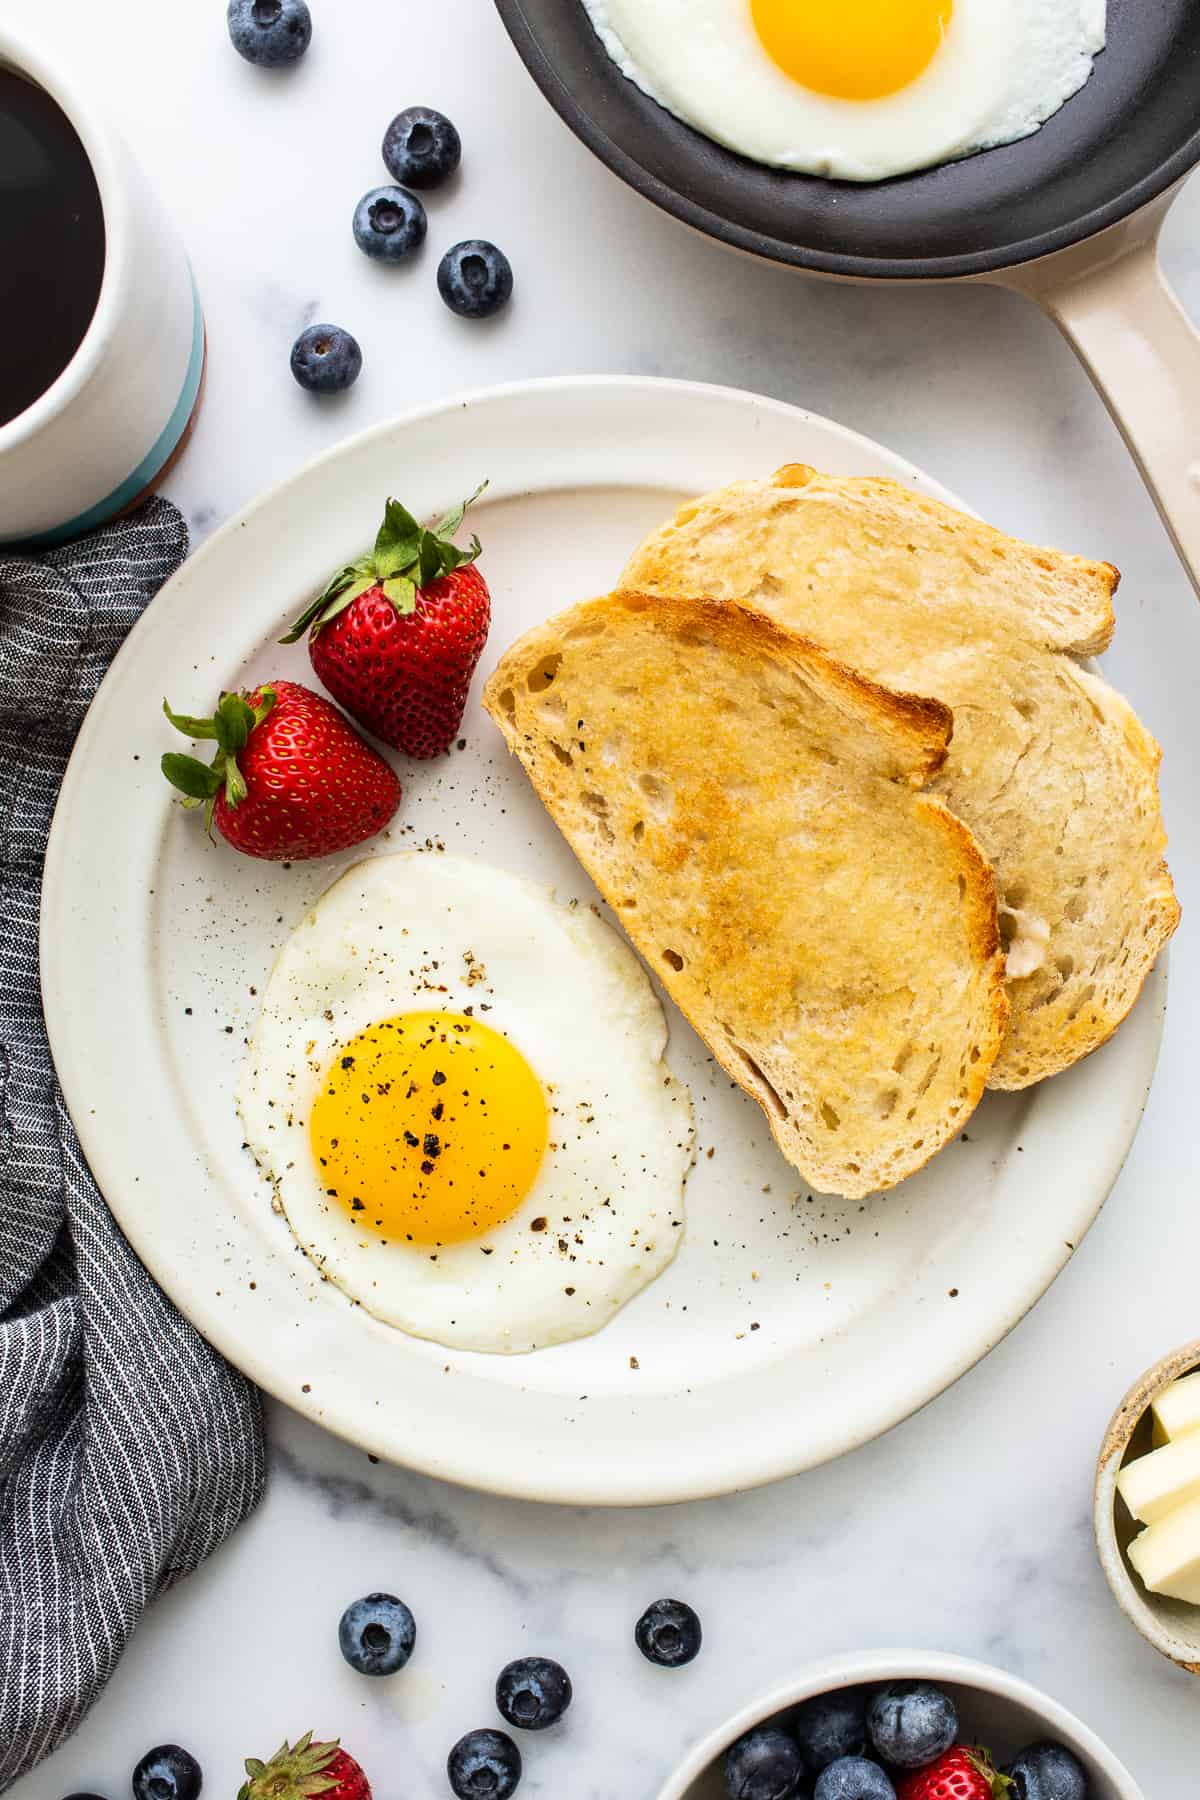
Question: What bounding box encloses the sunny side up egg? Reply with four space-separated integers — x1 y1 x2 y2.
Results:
582 0 1106 182
238 853 694 1354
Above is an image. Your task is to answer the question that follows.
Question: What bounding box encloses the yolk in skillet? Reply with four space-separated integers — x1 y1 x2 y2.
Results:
751 0 954 101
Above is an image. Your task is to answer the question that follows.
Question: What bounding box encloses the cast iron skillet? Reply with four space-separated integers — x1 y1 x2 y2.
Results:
495 0 1200 590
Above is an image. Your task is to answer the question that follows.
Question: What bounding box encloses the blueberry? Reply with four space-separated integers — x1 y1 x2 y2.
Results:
290 324 362 394
794 1690 869 1772
1006 1741 1089 1800
382 107 461 190
634 1597 702 1668
437 241 513 320
352 185 427 262
866 1683 957 1771
724 1725 806 1800
814 1757 895 1800
227 0 311 67
338 1591 416 1676
496 1656 572 1730
447 1729 521 1799
131 1746 202 1800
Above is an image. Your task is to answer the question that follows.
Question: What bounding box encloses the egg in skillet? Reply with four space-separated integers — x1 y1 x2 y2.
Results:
581 0 1106 182
238 853 694 1354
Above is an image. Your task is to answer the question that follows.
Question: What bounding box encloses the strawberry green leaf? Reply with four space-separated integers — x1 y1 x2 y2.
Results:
214 692 255 756
382 574 417 612
223 757 248 808
434 478 488 540
373 497 423 578
308 576 378 637
966 1748 1013 1798
417 529 444 588
338 575 380 611
161 753 222 800
162 699 219 740
437 532 482 576
280 562 370 643
249 686 278 729
238 1733 346 1800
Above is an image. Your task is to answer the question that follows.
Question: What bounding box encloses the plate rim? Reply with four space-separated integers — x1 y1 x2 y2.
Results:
40 374 1167 1505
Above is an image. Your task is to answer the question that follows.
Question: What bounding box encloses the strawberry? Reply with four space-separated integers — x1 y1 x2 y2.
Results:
238 1733 370 1800
896 1746 1013 1800
161 679 401 861
282 485 490 759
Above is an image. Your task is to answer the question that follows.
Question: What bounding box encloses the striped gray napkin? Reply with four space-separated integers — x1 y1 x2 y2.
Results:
0 500 266 1792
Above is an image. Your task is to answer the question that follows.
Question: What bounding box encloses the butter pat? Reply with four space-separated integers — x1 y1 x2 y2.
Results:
1004 913 1051 980
1127 1495 1200 1605
1151 1371 1200 1444
1118 1432 1200 1525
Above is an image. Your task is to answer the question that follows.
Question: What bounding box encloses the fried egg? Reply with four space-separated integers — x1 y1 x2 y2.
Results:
238 853 694 1354
582 0 1106 182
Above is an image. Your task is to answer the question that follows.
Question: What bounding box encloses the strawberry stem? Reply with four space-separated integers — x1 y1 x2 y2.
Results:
237 1731 345 1800
967 1748 1014 1799
161 687 277 829
282 484 486 643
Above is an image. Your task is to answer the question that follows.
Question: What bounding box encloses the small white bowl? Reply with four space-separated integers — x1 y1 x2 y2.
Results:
657 1650 1144 1800
1095 1338 1200 1675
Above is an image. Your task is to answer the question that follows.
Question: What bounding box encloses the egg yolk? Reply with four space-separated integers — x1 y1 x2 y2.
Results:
310 1011 548 1247
751 0 953 101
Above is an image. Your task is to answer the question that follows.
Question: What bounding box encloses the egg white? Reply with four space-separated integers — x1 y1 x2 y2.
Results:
238 853 694 1354
583 0 1105 183
967 0 1105 155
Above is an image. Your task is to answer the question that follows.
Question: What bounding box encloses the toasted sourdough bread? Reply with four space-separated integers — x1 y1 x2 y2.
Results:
484 590 1008 1199
622 466 1179 1089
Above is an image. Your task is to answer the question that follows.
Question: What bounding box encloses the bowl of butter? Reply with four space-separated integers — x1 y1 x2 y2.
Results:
1096 1337 1200 1672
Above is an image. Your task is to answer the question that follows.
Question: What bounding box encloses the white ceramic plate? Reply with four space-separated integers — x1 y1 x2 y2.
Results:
42 377 1166 1506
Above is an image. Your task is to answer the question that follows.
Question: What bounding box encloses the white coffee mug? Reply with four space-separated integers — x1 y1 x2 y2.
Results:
0 24 204 546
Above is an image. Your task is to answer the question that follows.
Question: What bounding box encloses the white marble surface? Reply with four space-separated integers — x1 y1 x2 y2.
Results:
11 0 1200 1795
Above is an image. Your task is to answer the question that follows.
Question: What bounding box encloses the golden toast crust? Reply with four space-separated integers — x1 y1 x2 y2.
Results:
484 590 1008 1199
623 467 1176 1088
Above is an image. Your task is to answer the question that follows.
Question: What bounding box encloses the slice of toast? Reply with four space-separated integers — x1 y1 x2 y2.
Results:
622 465 1179 1089
484 590 1008 1199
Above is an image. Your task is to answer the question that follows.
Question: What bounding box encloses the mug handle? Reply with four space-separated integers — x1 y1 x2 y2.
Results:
1005 191 1200 600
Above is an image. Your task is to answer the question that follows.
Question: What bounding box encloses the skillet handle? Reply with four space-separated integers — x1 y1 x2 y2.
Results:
1015 213 1200 600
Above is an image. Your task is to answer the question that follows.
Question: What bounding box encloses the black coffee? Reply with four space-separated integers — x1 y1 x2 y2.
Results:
0 68 106 428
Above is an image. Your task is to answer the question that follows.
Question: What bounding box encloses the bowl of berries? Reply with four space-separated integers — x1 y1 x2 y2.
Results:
656 1651 1143 1800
